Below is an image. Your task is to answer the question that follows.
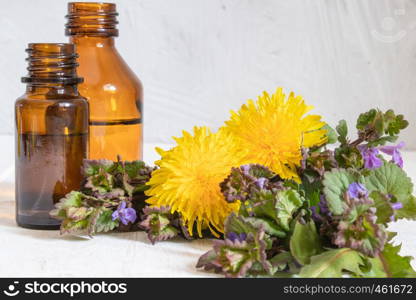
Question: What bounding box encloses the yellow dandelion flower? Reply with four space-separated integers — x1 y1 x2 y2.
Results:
145 126 246 237
223 87 327 181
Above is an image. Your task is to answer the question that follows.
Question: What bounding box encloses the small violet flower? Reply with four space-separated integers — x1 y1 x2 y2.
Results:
391 202 403 210
311 195 331 222
226 232 247 243
379 141 405 168
358 145 382 169
112 201 137 225
255 177 267 189
347 182 369 199
241 165 250 174
390 202 403 222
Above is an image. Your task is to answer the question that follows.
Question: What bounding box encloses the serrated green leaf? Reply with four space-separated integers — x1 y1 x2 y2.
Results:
248 189 278 220
244 217 286 238
367 135 398 147
336 120 348 144
61 218 89 234
95 208 119 233
83 159 115 176
275 189 304 231
364 162 415 220
396 195 416 220
50 191 85 219
66 206 91 221
299 248 364 278
376 243 416 277
385 111 408 135
224 213 257 235
323 169 356 215
357 109 377 131
124 161 146 178
290 220 322 265
364 162 413 197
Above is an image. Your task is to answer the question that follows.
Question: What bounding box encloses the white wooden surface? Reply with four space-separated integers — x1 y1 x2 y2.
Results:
1 0 416 148
0 137 217 277
0 136 415 277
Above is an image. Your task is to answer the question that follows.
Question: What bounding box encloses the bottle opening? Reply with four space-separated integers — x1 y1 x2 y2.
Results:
22 43 83 85
65 2 119 37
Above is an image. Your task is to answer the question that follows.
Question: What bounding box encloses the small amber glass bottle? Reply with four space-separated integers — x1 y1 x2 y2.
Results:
66 2 143 161
15 43 89 229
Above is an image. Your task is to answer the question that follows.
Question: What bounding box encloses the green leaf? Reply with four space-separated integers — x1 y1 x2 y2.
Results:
83 159 115 176
124 161 146 178
364 162 413 198
364 162 415 220
85 172 115 194
275 189 304 231
61 218 89 234
140 207 179 244
396 195 416 220
336 120 348 144
290 220 322 265
323 124 337 144
361 256 389 277
95 208 119 233
367 135 398 147
244 217 286 238
377 243 416 278
224 213 257 236
334 146 363 169
268 251 295 272
299 248 365 278
357 109 377 131
384 110 409 135
323 169 356 215
370 191 394 224
50 191 85 219
249 189 279 220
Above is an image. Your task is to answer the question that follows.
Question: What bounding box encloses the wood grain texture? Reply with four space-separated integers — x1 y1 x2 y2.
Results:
1 0 415 147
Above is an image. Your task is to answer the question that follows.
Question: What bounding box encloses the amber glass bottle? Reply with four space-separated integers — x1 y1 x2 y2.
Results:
66 2 143 161
15 43 89 229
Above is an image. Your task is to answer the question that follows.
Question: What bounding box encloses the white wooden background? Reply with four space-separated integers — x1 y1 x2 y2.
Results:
1 0 415 148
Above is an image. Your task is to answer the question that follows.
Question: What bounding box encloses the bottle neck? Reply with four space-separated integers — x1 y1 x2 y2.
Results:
21 43 83 96
25 84 80 97
70 36 116 48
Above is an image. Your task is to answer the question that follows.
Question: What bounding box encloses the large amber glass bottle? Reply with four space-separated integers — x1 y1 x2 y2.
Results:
15 43 88 229
66 2 143 161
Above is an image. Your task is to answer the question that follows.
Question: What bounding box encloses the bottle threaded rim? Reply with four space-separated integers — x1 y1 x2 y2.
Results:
65 2 119 37
22 43 83 85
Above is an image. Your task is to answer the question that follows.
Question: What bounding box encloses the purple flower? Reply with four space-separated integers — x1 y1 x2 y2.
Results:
226 232 247 242
241 165 250 174
112 201 137 225
318 195 330 215
255 178 267 189
389 202 403 222
347 182 369 199
391 202 403 210
358 145 382 169
310 206 321 222
311 195 331 222
379 142 405 168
